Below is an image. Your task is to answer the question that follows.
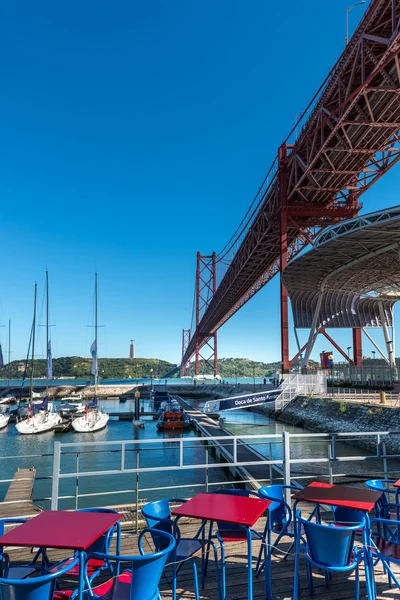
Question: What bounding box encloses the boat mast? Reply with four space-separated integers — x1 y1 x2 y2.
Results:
46 270 49 398
95 272 98 396
30 283 37 402
7 319 10 389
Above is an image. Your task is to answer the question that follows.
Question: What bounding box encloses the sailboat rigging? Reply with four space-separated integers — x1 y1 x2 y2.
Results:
72 273 109 433
16 277 61 434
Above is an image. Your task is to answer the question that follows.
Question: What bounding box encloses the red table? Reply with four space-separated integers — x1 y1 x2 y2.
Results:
173 493 270 600
172 492 269 527
0 511 121 600
292 483 382 512
292 484 382 600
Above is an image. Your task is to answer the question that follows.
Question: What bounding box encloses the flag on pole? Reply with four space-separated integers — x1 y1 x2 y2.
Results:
0 345 4 368
90 340 98 376
47 340 52 378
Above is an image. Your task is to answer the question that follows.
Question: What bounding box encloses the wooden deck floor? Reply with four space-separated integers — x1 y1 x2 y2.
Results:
5 510 400 600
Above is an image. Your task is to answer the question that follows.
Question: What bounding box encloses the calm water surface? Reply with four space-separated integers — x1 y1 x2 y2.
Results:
0 397 396 509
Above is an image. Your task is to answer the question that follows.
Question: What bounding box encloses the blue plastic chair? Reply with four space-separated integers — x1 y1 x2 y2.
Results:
369 516 400 588
365 479 398 517
208 489 269 600
293 510 367 600
66 529 175 600
0 518 49 579
50 508 121 582
142 498 219 600
0 554 79 600
257 484 303 560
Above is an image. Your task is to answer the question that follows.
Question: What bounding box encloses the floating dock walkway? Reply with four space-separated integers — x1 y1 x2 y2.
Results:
0 468 42 519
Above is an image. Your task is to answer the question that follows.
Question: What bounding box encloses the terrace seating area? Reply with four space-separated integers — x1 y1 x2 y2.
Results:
2 482 400 600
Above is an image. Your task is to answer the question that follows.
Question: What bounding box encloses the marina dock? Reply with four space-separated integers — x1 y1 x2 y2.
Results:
174 395 280 488
0 468 41 519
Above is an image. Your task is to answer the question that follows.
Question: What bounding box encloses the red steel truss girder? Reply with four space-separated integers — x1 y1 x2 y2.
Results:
182 0 400 367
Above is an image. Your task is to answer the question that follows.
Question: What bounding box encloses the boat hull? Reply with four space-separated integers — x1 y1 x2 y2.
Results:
72 411 109 433
15 412 61 434
0 414 10 429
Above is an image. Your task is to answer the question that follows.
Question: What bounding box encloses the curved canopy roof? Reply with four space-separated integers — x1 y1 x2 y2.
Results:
281 207 400 329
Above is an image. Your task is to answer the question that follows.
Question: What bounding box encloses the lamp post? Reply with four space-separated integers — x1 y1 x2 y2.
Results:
347 346 352 382
345 1 366 45
150 368 153 387
235 370 238 386
253 366 256 391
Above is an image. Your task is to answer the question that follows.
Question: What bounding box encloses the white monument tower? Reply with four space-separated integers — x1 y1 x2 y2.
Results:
129 339 135 359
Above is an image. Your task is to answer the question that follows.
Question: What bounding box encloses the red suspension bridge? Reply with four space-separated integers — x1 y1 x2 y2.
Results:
181 0 400 376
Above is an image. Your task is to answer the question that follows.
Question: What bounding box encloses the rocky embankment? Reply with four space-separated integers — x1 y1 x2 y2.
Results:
253 396 400 453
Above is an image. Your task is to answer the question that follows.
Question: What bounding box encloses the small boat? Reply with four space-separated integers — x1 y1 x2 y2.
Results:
57 401 85 417
72 399 109 433
53 418 73 433
156 409 191 430
0 397 14 405
0 411 10 429
16 408 61 434
71 274 108 434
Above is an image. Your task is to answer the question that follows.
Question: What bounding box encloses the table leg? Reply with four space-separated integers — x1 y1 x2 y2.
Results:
78 550 85 600
246 527 253 600
363 515 375 600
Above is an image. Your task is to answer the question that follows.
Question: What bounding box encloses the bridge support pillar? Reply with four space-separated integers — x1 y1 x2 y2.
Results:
353 328 362 368
194 251 219 376
180 329 191 377
279 145 290 373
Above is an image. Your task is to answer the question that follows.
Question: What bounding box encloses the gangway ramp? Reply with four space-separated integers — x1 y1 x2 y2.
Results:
173 396 281 490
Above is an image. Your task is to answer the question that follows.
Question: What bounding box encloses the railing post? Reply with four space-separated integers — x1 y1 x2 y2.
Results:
328 444 333 484
233 437 237 464
121 442 125 471
269 443 273 484
51 441 61 510
282 432 291 505
135 452 139 532
75 454 80 510
382 440 388 480
205 448 209 493
180 439 184 467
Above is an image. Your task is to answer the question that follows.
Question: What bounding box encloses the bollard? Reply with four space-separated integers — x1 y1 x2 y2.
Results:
380 391 386 404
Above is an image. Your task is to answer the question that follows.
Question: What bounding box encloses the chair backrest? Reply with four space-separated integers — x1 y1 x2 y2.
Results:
93 529 175 600
365 479 395 516
333 506 365 526
299 515 363 567
258 485 286 526
0 557 78 600
141 500 176 551
76 508 118 554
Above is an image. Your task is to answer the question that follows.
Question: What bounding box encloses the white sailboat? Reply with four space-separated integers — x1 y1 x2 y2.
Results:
16 276 61 435
72 273 109 433
0 411 9 429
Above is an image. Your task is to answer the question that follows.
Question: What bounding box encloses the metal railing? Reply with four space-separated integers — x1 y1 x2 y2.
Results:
45 430 400 526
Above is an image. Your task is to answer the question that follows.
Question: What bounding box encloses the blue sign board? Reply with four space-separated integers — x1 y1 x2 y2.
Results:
203 389 281 413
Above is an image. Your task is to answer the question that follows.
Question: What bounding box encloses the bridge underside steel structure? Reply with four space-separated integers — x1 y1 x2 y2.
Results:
282 207 400 370
182 0 400 374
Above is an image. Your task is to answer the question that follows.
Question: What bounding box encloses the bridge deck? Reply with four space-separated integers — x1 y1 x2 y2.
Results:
4 513 399 599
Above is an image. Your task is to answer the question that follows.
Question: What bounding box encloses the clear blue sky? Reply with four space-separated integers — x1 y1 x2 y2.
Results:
0 0 395 365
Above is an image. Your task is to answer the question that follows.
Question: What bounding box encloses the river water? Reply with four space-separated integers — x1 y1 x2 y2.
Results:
0 397 396 509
